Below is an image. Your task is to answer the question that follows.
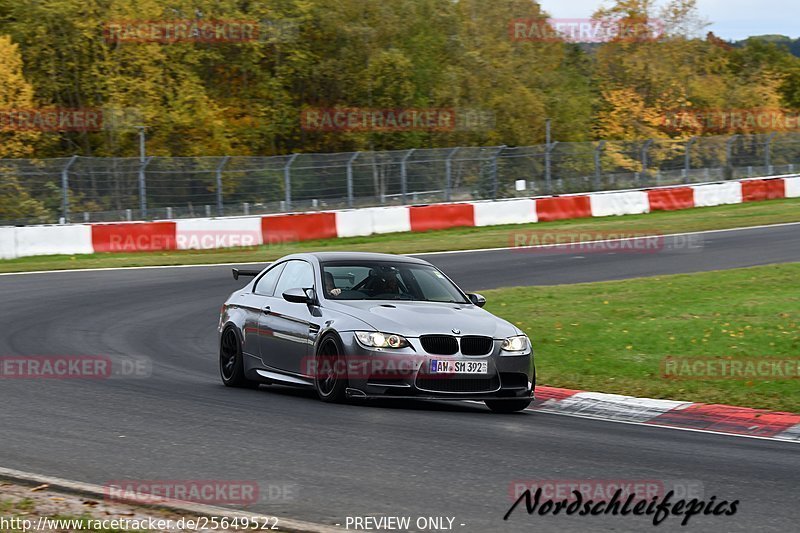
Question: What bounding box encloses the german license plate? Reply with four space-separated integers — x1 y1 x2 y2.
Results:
430 360 488 374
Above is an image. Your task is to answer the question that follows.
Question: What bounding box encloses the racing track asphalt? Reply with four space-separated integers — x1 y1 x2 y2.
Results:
0 223 798 532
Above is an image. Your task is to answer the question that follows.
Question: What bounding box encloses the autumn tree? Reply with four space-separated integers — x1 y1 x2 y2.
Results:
0 34 40 158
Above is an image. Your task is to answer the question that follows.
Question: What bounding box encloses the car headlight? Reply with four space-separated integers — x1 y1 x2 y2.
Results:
501 335 530 352
355 331 411 349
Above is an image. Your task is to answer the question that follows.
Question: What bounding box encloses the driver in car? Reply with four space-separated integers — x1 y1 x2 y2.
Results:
324 272 342 297
374 274 402 296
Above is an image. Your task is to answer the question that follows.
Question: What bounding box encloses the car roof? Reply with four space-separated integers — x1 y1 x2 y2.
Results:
289 251 431 265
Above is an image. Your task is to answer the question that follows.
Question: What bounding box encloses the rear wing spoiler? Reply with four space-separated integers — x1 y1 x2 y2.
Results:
232 268 260 280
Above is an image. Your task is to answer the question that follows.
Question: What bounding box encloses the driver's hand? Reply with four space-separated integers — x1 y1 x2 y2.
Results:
330 288 342 296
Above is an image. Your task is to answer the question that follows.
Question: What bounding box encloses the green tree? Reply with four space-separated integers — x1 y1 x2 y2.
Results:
0 174 49 221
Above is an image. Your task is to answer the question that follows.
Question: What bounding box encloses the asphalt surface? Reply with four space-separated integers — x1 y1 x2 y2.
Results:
0 223 798 532
430 222 800 289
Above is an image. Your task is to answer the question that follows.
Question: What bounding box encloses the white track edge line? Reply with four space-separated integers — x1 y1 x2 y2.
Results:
462 400 800 444
525 408 800 444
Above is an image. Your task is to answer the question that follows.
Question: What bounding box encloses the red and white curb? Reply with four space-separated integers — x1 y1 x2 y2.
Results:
530 386 800 442
2 174 799 260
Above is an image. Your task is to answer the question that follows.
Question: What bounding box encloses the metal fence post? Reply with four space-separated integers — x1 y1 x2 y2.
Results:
215 156 230 217
284 153 298 211
684 136 697 183
639 139 654 185
765 132 777 175
400 149 415 205
60 155 78 223
139 156 153 219
491 146 506 200
725 135 739 180
594 141 605 190
545 142 558 194
544 145 552 194
445 147 459 202
346 152 360 208
544 118 555 194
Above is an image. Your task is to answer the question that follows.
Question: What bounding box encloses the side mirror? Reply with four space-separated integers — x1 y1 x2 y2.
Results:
467 293 486 307
283 287 312 304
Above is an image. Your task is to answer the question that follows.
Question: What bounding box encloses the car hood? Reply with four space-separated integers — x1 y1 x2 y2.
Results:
329 300 519 338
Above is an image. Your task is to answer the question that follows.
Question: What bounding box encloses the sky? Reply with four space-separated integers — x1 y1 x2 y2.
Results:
537 0 797 41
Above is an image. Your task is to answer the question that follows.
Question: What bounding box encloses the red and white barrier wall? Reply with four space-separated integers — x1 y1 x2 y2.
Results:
1 175 799 260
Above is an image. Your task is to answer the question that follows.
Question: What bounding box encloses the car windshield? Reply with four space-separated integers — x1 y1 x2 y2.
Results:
321 261 469 303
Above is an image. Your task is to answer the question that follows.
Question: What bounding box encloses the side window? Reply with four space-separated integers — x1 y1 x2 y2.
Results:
254 263 286 296
274 260 315 297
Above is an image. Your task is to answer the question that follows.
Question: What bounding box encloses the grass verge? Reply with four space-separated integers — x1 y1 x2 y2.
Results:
484 263 800 413
2 198 800 273
0 483 168 533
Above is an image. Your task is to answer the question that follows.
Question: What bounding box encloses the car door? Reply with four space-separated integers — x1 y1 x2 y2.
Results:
241 262 286 361
258 260 317 374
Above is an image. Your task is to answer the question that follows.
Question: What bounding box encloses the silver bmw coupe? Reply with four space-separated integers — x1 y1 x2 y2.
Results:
219 252 534 412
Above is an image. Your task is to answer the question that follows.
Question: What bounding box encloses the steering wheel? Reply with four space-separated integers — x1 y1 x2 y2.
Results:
351 275 375 292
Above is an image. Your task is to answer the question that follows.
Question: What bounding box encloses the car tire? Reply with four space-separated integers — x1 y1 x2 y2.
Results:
485 398 532 413
313 334 348 403
219 327 260 389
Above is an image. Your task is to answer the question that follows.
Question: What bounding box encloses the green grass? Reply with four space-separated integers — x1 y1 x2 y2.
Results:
484 263 800 413
2 197 800 273
15 498 35 512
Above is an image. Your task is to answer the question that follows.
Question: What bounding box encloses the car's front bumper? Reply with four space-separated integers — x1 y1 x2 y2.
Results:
337 332 535 401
